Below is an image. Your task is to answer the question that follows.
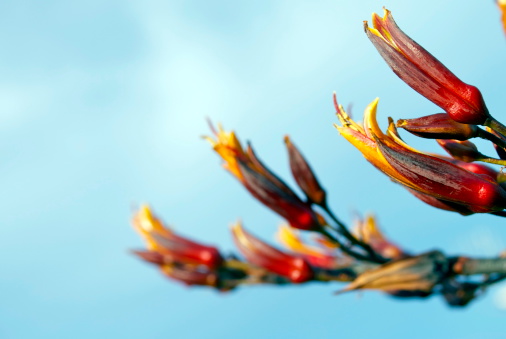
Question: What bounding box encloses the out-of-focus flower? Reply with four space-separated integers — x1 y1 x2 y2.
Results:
499 0 506 34
353 214 407 260
277 224 342 269
232 222 314 283
339 251 447 294
436 139 482 163
284 136 326 205
365 9 490 125
132 205 224 269
206 124 321 230
397 113 478 140
334 96 506 213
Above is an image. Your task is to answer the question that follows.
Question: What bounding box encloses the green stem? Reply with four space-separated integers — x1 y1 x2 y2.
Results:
476 157 506 166
318 227 386 263
321 202 386 263
485 117 506 139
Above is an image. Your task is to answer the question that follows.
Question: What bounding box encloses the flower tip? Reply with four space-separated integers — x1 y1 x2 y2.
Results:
396 119 407 127
333 92 339 111
363 20 370 32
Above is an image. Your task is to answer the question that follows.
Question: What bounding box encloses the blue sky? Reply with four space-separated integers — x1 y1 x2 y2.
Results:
2 1 506 338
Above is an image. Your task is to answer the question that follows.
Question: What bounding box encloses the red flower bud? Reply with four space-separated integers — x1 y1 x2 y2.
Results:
365 9 490 124
397 113 478 140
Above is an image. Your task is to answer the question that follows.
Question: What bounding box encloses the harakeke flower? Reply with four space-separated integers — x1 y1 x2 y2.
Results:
365 9 490 125
132 205 224 287
132 205 224 269
334 95 506 213
206 124 321 230
284 136 327 205
232 222 314 283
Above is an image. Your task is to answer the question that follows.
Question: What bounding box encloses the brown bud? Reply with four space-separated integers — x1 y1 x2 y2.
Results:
284 136 326 205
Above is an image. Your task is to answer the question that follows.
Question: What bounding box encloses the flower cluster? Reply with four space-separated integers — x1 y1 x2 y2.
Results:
131 4 506 307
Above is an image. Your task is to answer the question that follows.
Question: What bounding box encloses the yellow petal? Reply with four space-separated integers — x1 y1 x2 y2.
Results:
132 205 172 251
277 224 326 258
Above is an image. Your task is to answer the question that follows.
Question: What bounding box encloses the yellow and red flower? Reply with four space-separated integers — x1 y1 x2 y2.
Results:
132 205 223 286
206 124 321 230
334 95 506 214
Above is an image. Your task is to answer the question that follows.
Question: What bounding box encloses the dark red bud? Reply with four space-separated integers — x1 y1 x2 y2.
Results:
437 139 482 163
397 113 478 140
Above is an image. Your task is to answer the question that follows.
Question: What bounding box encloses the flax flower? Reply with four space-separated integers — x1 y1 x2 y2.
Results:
365 8 489 125
206 124 320 230
334 95 506 214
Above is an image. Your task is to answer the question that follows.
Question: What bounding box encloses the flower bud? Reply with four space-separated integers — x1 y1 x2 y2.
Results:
284 136 327 205
436 139 482 163
397 113 478 140
365 9 490 125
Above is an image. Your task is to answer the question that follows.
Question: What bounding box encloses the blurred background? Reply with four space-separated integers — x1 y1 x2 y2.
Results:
2 0 506 338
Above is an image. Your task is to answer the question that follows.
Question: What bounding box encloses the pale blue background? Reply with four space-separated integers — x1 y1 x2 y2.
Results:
2 1 506 338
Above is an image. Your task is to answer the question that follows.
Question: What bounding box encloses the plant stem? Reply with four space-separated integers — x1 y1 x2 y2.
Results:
476 127 506 150
485 117 506 139
318 227 386 263
452 257 506 275
321 202 386 263
476 157 506 166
